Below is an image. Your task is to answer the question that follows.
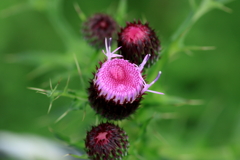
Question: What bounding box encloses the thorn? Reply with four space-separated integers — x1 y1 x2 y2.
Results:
82 110 86 121
47 102 53 114
73 54 84 87
55 110 69 123
73 2 86 21
64 76 71 93
49 79 53 90
27 87 47 92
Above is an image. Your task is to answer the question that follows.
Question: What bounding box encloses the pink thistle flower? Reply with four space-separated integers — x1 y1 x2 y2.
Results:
85 122 129 160
82 13 118 49
88 38 163 120
117 20 161 67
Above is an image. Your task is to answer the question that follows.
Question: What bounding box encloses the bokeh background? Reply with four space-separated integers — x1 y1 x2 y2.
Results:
1 0 240 159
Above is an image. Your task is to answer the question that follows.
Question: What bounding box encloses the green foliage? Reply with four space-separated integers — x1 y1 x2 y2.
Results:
1 0 240 159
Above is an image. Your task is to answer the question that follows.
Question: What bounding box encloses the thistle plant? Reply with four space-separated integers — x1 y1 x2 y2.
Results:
5 0 234 159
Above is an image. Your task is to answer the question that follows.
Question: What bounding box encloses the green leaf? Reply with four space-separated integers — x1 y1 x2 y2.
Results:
116 0 127 24
50 128 71 144
137 116 154 142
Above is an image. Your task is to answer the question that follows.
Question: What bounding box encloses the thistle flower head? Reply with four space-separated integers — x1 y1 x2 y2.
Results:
117 20 161 67
88 38 163 120
85 122 129 160
82 13 118 49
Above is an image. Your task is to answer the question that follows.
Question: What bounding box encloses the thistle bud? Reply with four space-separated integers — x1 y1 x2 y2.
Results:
82 13 118 49
85 122 129 160
117 20 161 67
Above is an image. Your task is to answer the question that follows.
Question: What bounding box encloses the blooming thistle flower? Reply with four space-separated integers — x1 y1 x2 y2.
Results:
117 20 161 67
82 13 118 49
88 38 163 120
85 122 129 160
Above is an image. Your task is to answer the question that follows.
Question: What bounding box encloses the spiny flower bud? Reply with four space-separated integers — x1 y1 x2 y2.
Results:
88 38 163 120
117 20 161 67
82 13 118 49
85 122 129 160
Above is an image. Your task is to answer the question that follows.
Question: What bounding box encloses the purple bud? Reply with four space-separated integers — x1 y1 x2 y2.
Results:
85 122 129 160
118 20 161 67
82 13 118 49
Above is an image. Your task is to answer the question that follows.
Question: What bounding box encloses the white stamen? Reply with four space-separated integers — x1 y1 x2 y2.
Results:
103 38 123 60
112 46 122 55
146 90 164 95
142 71 164 95
138 54 151 71
108 37 112 53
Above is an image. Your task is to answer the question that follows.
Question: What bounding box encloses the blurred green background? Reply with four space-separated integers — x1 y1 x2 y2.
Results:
1 0 240 159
